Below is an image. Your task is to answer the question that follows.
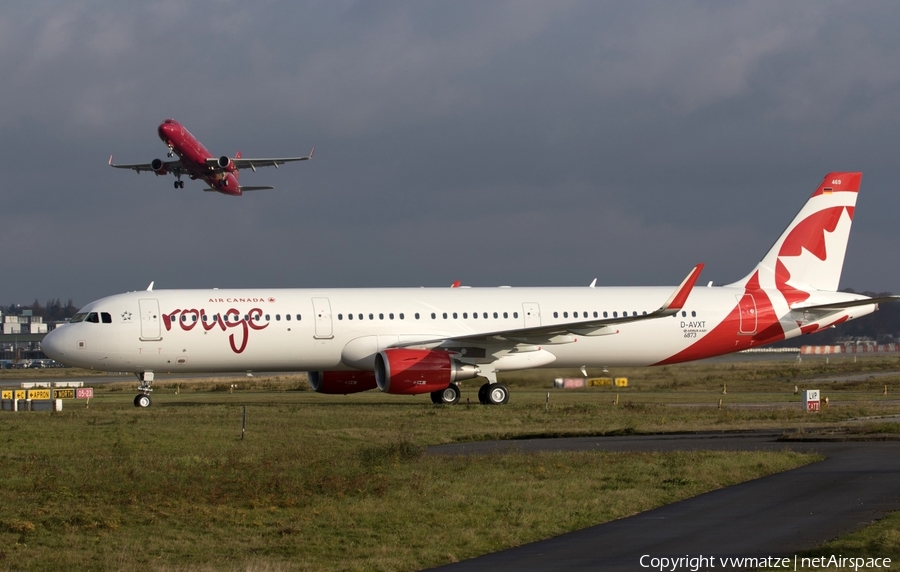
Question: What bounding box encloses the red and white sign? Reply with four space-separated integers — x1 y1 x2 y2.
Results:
76 388 94 399
803 389 820 412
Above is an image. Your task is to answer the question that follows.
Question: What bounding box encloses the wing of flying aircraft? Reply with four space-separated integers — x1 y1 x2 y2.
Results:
205 148 315 173
108 156 186 176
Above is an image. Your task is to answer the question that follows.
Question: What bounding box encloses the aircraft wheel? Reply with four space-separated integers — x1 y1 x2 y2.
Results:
478 383 490 405
174 181 179 189
439 384 461 405
430 390 442 405
486 384 509 405
134 394 151 408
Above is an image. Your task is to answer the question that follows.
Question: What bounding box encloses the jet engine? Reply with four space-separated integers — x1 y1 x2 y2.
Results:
374 349 478 395
217 155 236 172
150 158 167 175
307 371 377 394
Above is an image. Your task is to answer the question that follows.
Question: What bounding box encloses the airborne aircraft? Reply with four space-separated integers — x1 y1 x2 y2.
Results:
109 119 313 196
42 172 896 407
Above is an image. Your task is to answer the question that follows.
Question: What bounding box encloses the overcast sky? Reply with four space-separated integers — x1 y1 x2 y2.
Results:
3 1 900 307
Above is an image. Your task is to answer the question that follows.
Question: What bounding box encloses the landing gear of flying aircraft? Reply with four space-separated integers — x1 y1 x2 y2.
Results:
478 383 509 405
431 384 461 405
174 180 184 189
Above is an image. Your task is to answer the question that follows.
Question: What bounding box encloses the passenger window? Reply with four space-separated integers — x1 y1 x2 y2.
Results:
563 312 568 318
431 313 436 319
493 312 498 318
442 313 447 319
369 313 374 320
691 311 696 317
463 312 468 319
473 313 478 319
503 312 508 318
415 313 421 319
453 312 458 319
554 312 558 318
593 311 598 318
338 314 343 320
101 312 112 323
613 311 618 317
286 314 291 321
682 311 687 317
379 313 384 320
347 314 353 320
265 314 270 321
513 312 518 318
389 313 394 320
399 313 404 320
358 314 363 320
297 314 302 321
603 311 608 318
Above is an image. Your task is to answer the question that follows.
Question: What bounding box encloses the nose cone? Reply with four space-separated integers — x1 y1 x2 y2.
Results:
41 327 67 362
158 120 178 142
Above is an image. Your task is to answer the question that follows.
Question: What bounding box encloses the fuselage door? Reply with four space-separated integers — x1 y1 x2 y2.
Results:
522 302 541 328
737 294 757 335
312 297 334 339
138 299 162 341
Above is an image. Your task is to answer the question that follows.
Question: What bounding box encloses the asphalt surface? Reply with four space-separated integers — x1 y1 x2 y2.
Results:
427 431 900 571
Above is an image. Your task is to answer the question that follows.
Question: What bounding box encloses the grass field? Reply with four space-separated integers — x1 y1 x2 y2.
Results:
1 356 899 570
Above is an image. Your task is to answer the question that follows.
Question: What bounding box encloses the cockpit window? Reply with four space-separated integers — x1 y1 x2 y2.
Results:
101 312 112 324
70 313 87 323
85 312 100 323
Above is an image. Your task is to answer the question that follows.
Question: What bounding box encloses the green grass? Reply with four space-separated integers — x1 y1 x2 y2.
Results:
2 356 900 570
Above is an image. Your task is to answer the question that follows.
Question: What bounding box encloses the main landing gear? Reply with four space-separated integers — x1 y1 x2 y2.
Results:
134 372 154 408
430 384 461 405
478 383 509 405
173 180 184 189
430 382 509 405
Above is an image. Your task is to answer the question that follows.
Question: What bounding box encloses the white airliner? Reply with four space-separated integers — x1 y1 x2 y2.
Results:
42 172 895 407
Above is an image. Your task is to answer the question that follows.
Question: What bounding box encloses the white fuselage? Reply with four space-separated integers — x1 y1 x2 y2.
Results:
41 285 873 375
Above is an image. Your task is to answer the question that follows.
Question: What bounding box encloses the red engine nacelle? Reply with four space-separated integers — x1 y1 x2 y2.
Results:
374 349 478 395
217 155 236 172
150 158 168 175
307 371 377 394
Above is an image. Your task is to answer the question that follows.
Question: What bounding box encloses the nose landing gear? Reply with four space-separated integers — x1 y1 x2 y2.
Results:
134 372 154 408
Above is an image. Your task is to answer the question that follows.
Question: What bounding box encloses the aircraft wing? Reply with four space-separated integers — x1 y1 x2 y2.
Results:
108 156 185 175
396 264 705 348
205 148 315 172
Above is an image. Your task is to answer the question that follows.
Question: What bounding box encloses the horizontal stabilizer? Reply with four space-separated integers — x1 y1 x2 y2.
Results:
791 295 900 311
239 186 275 191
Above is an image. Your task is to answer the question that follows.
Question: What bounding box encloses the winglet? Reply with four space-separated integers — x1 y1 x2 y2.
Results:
658 264 704 315
146 281 154 292
451 280 462 288
309 147 315 158
108 155 113 166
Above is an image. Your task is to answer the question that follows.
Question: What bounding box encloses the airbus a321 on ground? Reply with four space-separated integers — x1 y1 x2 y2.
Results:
109 119 313 196
43 172 897 407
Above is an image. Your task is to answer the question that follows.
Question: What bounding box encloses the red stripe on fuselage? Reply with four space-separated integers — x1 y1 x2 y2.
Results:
655 271 784 365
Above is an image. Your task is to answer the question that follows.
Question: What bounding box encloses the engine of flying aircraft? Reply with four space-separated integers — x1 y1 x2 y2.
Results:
150 158 167 175
217 156 236 172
